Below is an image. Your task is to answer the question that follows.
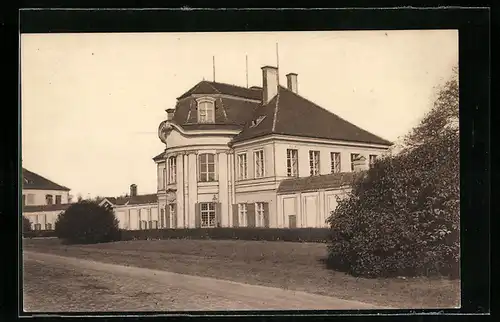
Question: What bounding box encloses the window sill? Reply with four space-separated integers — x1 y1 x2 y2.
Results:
198 181 219 187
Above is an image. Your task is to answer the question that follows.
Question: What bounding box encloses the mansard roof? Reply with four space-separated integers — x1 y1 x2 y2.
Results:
169 80 392 146
231 87 393 146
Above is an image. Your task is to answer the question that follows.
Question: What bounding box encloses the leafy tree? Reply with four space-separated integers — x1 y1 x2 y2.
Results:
326 67 459 278
54 200 120 244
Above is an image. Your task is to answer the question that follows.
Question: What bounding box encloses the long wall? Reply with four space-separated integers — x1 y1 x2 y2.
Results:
22 189 70 206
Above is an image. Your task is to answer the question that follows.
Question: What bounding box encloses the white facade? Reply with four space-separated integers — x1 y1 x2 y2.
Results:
23 209 65 231
155 125 388 229
22 189 70 206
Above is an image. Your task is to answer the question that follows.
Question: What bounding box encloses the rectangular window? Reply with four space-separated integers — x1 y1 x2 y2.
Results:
198 101 215 123
330 152 341 173
148 220 153 229
27 194 34 205
46 194 53 205
351 153 360 171
237 153 248 180
238 203 247 227
152 220 158 229
158 164 166 190
168 157 177 184
45 223 52 230
200 203 216 228
369 154 377 168
169 204 176 227
309 151 320 176
254 150 265 178
34 223 41 231
55 195 62 205
160 208 165 228
286 149 298 177
199 153 216 182
255 202 265 227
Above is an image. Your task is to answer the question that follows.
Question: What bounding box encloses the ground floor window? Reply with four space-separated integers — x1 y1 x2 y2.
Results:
255 202 265 227
160 208 165 228
152 220 158 229
200 203 216 228
238 203 247 227
169 204 176 228
45 223 52 230
34 223 41 230
140 220 148 230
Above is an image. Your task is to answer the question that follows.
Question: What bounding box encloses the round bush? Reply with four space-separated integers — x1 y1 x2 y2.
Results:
54 200 120 244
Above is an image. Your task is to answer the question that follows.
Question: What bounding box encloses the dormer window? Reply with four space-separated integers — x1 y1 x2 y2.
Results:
250 116 266 128
196 97 216 123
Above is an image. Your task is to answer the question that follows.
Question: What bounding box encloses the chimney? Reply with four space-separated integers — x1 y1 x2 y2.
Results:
130 184 137 197
352 156 368 172
286 73 298 94
166 108 175 121
261 66 279 104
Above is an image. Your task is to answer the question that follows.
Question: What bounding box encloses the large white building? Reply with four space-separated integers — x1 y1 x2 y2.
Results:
148 65 392 229
22 168 72 230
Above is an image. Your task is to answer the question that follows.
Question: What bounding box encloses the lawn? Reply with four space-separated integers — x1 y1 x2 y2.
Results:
23 238 460 309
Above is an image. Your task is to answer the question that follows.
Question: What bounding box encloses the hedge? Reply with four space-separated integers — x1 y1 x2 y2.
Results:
23 230 58 238
120 228 331 243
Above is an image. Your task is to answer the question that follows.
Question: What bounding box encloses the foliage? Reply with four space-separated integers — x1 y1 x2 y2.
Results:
54 200 120 244
120 228 331 243
22 216 32 233
326 67 459 278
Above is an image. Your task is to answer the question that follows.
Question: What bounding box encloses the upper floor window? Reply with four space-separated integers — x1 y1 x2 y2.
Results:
199 153 216 182
55 195 62 205
158 163 166 190
351 153 360 171
286 149 298 177
369 154 377 168
237 153 248 180
197 98 215 123
309 151 320 176
331 152 341 173
46 194 53 205
168 157 176 184
254 150 265 178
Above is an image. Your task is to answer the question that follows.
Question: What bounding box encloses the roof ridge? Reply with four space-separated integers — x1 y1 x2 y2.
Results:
278 87 392 144
22 168 70 190
209 80 257 91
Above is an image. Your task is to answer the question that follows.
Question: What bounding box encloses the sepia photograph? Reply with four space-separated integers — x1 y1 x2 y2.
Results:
21 29 460 312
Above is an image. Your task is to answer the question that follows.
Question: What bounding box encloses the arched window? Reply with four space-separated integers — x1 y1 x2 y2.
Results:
199 153 216 182
197 98 215 123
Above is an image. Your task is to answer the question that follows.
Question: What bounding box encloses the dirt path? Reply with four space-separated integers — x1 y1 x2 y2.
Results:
23 251 387 312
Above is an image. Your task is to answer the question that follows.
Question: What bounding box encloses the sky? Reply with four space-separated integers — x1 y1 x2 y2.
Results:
21 30 458 199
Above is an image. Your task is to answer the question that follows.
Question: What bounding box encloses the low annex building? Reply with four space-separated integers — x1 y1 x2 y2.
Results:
150 65 392 229
22 168 72 230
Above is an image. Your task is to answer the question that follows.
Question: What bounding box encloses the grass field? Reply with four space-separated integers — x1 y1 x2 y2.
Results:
23 238 460 309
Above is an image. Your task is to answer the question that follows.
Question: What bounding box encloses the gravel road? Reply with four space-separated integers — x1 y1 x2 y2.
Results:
23 251 386 312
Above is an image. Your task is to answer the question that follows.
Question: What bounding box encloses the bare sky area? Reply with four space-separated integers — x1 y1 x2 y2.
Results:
21 30 458 199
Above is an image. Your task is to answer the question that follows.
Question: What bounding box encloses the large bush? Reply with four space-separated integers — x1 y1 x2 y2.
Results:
326 67 459 278
54 200 120 244
22 216 32 234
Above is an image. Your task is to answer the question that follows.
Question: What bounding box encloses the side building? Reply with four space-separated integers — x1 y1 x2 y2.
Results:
22 168 72 230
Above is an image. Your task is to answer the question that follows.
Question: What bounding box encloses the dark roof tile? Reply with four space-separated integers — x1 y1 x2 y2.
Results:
277 172 362 194
22 168 70 191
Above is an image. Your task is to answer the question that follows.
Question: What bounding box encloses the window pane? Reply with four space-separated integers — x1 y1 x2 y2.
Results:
207 154 214 163
200 154 207 163
201 203 208 211
208 172 215 181
208 163 215 173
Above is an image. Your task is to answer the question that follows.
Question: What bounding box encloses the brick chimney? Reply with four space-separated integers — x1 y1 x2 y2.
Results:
286 73 298 94
261 66 279 104
130 184 137 197
352 156 368 172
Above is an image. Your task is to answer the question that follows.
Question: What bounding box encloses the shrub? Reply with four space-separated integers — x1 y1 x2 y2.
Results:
326 67 459 278
22 216 32 234
54 200 120 244
120 228 331 243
